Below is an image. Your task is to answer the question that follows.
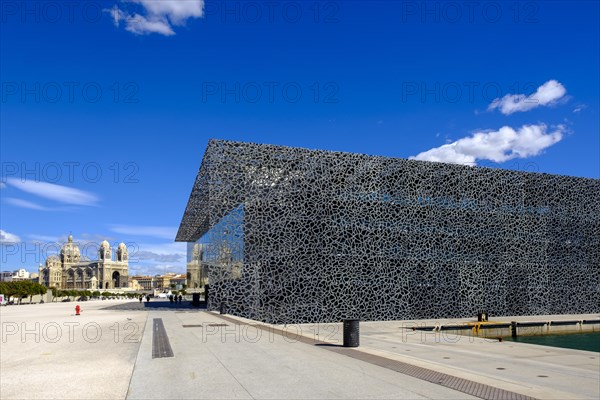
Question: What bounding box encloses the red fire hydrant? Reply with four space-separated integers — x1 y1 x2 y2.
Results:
75 305 81 316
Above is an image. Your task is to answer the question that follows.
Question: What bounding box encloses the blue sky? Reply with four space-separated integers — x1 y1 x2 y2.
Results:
1 0 598 275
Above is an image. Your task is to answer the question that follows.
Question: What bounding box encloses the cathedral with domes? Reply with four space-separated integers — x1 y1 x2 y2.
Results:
39 234 129 290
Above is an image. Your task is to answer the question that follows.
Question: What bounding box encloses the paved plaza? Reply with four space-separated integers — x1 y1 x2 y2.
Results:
1 300 598 399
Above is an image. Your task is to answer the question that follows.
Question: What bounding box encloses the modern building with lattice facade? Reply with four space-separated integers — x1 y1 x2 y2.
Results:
39 234 129 290
176 140 600 323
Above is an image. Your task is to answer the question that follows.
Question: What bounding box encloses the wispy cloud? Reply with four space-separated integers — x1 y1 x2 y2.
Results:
488 80 567 115
573 104 587 113
27 233 115 245
134 250 184 263
410 124 564 165
130 263 183 277
110 225 177 240
109 0 204 36
126 241 187 274
0 182 6 189
0 230 21 244
27 234 60 243
4 197 52 211
5 178 99 206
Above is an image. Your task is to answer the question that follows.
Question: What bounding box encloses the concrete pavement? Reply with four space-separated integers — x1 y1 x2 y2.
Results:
126 309 475 399
2 301 598 399
229 313 600 400
0 299 146 399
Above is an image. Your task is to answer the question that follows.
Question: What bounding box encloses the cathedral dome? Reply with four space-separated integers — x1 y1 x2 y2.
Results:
46 255 60 267
116 242 128 262
60 234 80 262
98 239 112 261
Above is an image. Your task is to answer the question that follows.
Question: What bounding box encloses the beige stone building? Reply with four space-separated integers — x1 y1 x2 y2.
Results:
129 275 156 290
128 273 187 291
170 274 187 288
39 234 129 290
128 278 142 291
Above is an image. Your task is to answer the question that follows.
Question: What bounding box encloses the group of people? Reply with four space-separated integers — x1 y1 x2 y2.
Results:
137 294 182 303
169 294 183 304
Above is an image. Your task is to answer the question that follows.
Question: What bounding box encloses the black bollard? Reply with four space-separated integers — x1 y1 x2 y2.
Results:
343 319 360 347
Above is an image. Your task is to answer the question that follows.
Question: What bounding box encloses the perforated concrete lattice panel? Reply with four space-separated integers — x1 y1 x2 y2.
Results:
177 139 600 324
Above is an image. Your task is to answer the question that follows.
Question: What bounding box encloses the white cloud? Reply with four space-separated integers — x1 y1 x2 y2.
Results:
109 0 204 36
130 263 183 277
4 197 51 211
136 241 187 256
5 178 99 206
134 250 184 263
573 104 587 113
126 241 187 274
119 11 175 36
488 80 567 115
110 225 177 240
0 230 21 244
410 124 564 165
0 182 6 189
132 0 204 24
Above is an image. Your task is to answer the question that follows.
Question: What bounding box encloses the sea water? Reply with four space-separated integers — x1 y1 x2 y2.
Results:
505 332 600 352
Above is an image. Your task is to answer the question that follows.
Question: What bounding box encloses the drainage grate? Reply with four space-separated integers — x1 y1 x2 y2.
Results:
327 347 532 400
324 347 536 400
152 318 174 359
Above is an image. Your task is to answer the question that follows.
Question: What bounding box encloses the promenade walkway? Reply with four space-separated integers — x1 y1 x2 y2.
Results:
126 308 474 399
1 300 598 399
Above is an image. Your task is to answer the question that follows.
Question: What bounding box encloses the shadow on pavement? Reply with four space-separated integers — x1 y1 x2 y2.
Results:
100 300 207 311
